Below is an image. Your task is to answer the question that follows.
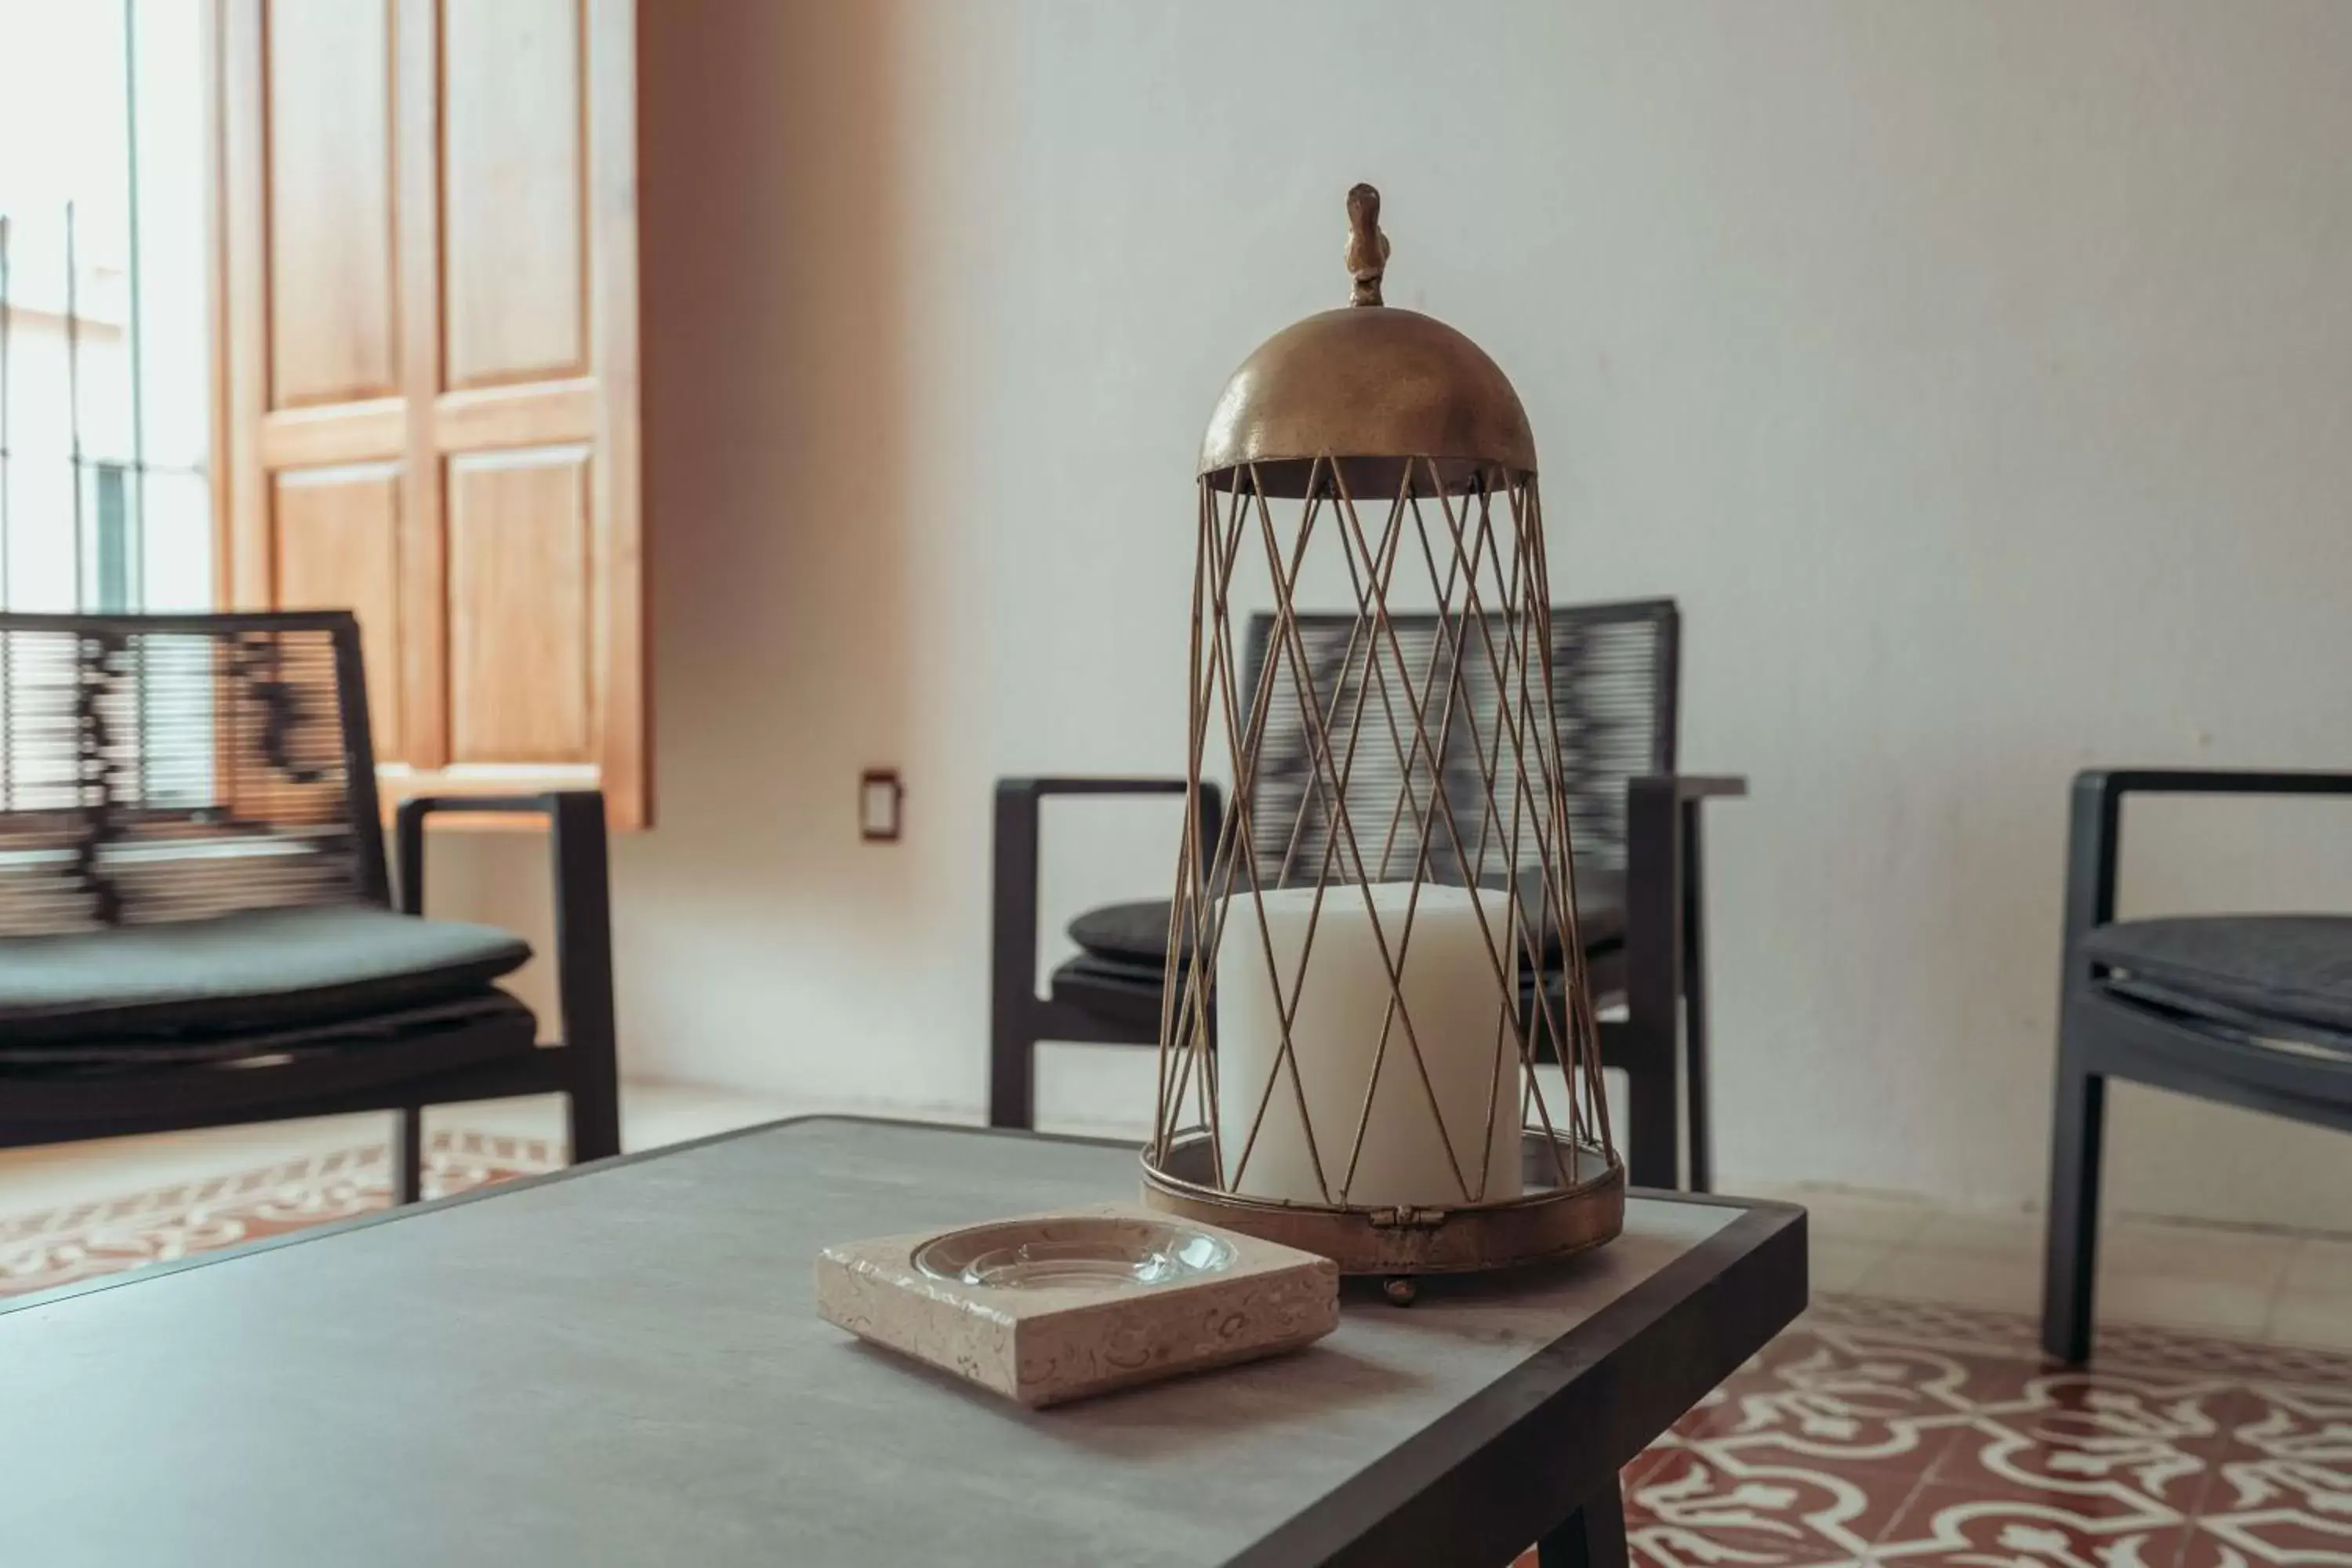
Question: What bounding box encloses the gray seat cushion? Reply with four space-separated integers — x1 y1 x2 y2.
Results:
2083 915 2352 1037
1069 865 1627 974
0 904 532 1045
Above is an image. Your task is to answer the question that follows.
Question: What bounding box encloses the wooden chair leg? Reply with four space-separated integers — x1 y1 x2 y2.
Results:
2041 1039 2107 1364
1625 779 1684 1191
1539 1478 1628 1568
1624 1058 1680 1191
390 1107 426 1206
1679 1007 1711 1195
989 782 1040 1132
989 1005 1036 1132
568 1051 622 1165
1680 800 1713 1194
541 789 623 1167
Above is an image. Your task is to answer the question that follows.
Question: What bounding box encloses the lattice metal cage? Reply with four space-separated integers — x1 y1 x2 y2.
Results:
1140 187 1621 1282
0 612 378 937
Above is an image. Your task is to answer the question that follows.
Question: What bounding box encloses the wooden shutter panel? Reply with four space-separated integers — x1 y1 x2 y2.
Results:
212 0 647 827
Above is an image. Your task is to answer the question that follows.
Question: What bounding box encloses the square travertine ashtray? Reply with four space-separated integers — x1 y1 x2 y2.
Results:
815 1205 1339 1407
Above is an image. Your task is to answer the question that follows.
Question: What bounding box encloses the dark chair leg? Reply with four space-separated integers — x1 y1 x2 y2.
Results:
1624 1059 1679 1191
989 782 1041 1131
544 790 623 1167
1679 800 1712 1194
1625 779 1684 1191
1539 1478 1628 1568
2041 1036 2107 1364
391 1107 426 1206
990 1004 1036 1131
568 1054 622 1165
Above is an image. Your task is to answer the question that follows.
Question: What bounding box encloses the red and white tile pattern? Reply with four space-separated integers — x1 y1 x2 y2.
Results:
1622 1294 2352 1568
0 1130 560 1298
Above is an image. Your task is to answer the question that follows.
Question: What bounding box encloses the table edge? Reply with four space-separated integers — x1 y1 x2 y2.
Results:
1233 1197 1809 1567
0 1113 1800 1324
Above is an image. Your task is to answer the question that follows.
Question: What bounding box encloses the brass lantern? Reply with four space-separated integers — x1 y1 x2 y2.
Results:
1139 186 1621 1295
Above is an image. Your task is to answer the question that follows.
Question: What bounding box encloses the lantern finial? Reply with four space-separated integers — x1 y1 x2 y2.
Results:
1345 183 1388 307
1200 180 1535 494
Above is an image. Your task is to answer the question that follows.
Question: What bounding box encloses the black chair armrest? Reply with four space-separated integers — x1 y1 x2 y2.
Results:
991 778 1223 993
393 791 612 1052
2061 768 2352 980
1630 774 1748 804
998 777 1196 800
1622 776 1744 1009
2082 768 2352 802
394 792 603 913
988 778 1217 1127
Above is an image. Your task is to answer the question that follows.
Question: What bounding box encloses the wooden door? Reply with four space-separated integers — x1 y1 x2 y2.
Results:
212 0 646 826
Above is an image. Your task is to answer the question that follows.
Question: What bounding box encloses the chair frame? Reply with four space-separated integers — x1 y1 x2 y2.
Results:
0 610 620 1206
2042 768 2352 1364
988 599 1744 1192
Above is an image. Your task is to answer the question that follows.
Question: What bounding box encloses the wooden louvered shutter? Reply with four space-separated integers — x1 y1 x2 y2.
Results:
210 0 647 826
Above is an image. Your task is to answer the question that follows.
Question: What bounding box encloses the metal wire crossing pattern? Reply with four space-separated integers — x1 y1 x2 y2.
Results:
1153 456 1614 1211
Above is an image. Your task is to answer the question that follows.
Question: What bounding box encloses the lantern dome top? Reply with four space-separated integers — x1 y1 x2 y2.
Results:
1198 185 1536 500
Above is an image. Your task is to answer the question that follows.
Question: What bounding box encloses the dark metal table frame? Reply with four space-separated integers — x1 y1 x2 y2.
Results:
1 1116 1806 1568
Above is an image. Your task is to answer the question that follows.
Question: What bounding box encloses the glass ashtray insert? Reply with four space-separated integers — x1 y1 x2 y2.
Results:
914 1216 1235 1291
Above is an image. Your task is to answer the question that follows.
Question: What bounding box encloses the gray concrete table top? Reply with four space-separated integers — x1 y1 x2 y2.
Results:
0 1116 1806 1567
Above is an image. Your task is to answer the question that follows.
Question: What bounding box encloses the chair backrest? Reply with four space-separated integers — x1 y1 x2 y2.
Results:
0 611 387 935
1237 598 1678 886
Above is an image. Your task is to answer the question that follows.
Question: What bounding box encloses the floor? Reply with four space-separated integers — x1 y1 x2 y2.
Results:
0 1079 802 1222
1749 1184 2352 1355
1 1083 2347 1346
3 1086 2347 1566
1613 1293 2352 1568
18 1091 2352 1354
0 1081 815 1298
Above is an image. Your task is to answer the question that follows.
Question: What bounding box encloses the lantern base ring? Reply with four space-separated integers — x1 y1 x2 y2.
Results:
1138 1127 1623 1283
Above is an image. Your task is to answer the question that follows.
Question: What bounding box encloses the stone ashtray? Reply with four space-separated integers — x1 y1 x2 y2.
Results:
815 1205 1339 1407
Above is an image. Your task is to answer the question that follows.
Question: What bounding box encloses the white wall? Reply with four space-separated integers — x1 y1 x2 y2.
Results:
441 0 2352 1231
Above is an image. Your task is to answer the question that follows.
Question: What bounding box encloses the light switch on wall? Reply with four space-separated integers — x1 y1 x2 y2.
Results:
860 769 903 842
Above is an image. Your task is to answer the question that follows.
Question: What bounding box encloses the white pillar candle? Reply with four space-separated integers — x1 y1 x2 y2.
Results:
1214 882 1523 1208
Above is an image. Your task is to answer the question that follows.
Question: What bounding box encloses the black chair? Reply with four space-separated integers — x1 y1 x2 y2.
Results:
0 610 620 1205
2042 768 2352 1363
989 597 1744 1190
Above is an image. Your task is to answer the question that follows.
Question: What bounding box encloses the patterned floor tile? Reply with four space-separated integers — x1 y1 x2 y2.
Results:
1926 1375 2244 1515
1628 1440 1915 1568
1631 1297 2352 1568
1869 1483 2190 1567
1670 1332 1976 1476
2187 1375 2352 1566
0 1130 560 1298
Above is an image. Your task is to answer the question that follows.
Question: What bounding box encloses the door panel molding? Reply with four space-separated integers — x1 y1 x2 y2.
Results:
273 461 406 754
437 379 598 453
585 0 644 827
393 0 447 771
440 0 590 392
258 401 406 469
261 0 401 409
446 444 594 764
